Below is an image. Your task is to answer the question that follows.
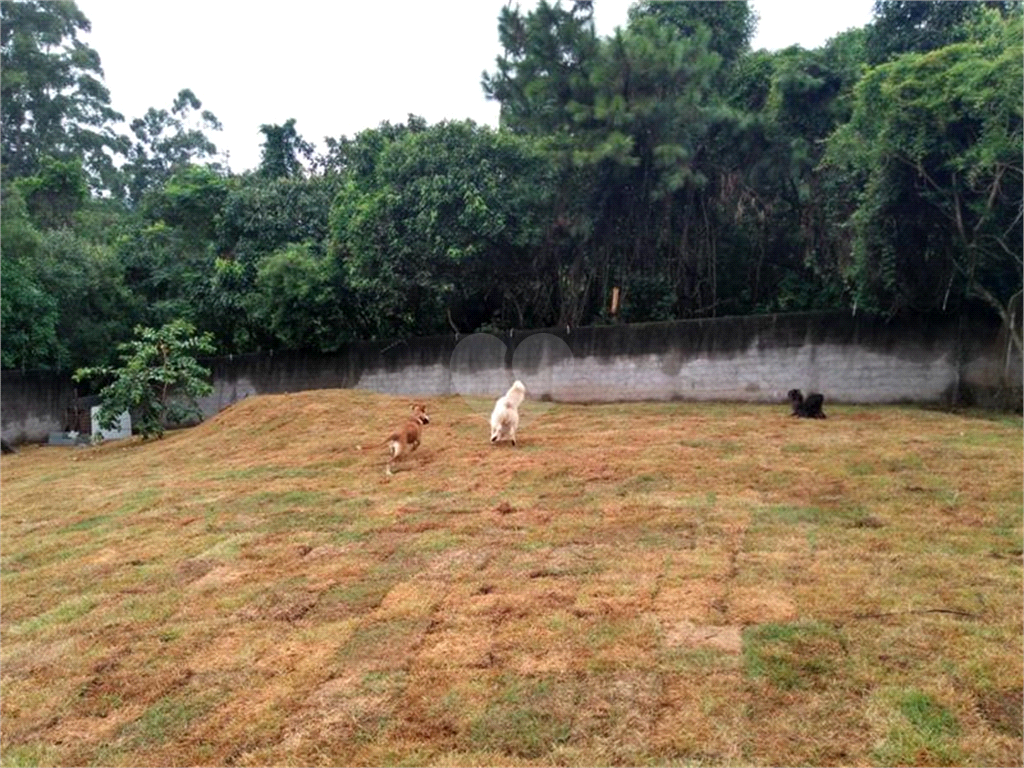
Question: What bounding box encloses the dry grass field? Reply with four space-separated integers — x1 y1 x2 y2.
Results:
1 389 1021 767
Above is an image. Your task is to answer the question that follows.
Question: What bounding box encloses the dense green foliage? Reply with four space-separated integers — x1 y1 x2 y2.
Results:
331 121 558 333
73 320 216 439
0 0 126 189
824 13 1022 334
2 0 1021 372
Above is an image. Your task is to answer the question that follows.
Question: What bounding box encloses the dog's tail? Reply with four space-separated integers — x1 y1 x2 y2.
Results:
505 380 526 408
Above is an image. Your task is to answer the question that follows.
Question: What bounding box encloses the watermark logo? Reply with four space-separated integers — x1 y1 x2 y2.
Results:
449 332 575 428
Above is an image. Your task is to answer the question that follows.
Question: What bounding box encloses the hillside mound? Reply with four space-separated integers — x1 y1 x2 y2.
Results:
132 388 485 472
1 394 1021 766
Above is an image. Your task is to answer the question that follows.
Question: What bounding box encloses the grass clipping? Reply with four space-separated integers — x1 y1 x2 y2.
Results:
1 389 1021 767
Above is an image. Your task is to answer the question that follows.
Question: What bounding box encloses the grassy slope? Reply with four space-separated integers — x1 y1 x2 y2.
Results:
1 390 1021 767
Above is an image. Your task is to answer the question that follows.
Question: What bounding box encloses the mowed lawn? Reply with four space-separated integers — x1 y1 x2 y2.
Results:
1 390 1021 767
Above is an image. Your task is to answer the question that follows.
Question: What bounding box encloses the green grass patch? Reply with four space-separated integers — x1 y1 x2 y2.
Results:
323 554 419 616
408 529 463 554
742 621 847 690
234 489 330 514
846 461 876 476
780 443 814 454
117 693 217 750
247 415 296 436
873 690 963 766
204 462 345 482
115 488 162 515
8 596 99 638
636 520 698 549
620 473 673 493
360 669 409 696
750 504 868 535
330 507 392 544
121 592 182 625
659 646 738 674
60 515 112 534
882 455 925 472
324 580 396 613
951 428 1014 447
225 490 363 533
0 742 61 768
899 690 960 738
466 675 574 759
715 439 743 456
585 616 633 651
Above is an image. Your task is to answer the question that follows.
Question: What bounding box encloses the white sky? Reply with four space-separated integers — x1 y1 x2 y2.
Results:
77 1 875 174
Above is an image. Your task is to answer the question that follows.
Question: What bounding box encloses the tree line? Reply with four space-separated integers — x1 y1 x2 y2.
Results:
2 0 1021 374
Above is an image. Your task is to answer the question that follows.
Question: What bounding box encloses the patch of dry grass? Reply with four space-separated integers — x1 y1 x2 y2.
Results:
1 389 1021 766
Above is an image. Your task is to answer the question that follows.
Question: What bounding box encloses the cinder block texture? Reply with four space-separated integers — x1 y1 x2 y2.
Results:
3 313 1019 444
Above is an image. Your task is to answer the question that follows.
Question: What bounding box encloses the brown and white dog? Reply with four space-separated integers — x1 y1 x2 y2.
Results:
490 380 526 446
384 403 431 475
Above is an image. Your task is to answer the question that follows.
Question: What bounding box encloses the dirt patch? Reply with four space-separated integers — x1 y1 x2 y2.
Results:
188 565 246 592
726 586 797 624
653 579 725 623
652 671 748 763
662 620 743 654
374 581 444 621
1 637 80 679
49 704 148 751
417 627 495 669
421 547 494 580
573 671 662 762
977 688 1024 738
514 647 576 675
176 558 216 584
187 632 254 674
276 670 403 753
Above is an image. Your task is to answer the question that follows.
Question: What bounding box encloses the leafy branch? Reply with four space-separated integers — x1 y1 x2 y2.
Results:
73 320 216 439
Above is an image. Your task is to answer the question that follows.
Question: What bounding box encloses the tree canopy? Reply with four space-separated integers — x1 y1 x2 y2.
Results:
824 12 1023 346
1 0 1020 378
0 0 128 189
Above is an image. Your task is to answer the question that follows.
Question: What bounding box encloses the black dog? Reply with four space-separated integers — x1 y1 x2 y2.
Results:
788 389 826 419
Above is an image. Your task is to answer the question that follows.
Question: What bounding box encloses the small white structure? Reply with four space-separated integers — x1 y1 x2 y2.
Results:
90 406 132 441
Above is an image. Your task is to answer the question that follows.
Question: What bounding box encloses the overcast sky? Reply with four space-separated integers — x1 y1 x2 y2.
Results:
78 1 875 173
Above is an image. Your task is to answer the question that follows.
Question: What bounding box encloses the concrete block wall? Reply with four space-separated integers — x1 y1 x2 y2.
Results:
194 312 1017 414
3 312 1019 444
0 371 80 445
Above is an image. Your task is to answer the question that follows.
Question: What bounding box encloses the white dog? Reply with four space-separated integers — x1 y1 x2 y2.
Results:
490 380 526 446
